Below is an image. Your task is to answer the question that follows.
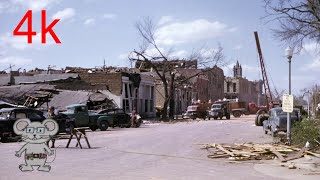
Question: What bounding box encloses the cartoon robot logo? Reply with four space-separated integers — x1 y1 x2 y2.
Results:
13 118 59 172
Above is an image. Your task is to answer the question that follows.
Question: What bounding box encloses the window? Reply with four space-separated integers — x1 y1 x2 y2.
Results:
233 83 236 92
16 112 27 119
76 106 86 112
28 112 43 120
150 100 154 112
145 99 148 112
140 99 143 113
123 99 130 112
151 86 154 99
129 84 133 98
124 84 129 98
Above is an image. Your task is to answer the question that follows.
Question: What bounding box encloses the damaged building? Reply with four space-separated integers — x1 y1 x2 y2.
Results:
0 67 156 118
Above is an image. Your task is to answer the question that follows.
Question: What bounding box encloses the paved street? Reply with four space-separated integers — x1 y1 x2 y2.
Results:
0 115 319 180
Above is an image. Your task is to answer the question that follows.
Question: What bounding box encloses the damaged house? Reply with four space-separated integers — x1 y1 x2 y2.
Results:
0 67 156 117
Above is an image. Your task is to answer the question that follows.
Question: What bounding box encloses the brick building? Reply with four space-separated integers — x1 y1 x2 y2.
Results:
224 61 264 105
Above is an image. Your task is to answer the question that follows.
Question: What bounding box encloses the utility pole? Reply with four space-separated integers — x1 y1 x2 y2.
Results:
47 65 56 74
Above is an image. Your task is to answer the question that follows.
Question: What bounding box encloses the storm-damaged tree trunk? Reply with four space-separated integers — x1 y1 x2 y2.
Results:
263 0 320 51
129 17 226 120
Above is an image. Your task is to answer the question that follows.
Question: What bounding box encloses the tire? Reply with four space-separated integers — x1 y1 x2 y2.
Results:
226 113 231 120
219 115 223 120
264 130 268 134
125 123 131 128
89 126 97 131
213 117 218 120
255 115 259 126
99 121 109 131
257 115 268 126
257 115 263 126
233 111 242 118
66 123 75 134
0 135 8 143
135 121 141 128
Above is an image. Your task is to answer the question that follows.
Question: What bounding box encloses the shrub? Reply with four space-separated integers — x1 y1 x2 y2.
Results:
291 118 320 148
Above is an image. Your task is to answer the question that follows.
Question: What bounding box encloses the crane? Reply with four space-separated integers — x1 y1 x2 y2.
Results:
253 31 280 126
254 32 273 109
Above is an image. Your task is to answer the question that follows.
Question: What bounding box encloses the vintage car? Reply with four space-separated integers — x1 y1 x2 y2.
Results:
61 104 113 131
97 108 132 128
263 107 301 137
182 105 209 120
0 108 69 142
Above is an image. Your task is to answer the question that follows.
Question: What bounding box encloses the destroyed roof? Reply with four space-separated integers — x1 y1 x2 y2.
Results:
0 100 21 109
0 84 55 105
43 90 111 110
0 74 11 86
14 73 79 84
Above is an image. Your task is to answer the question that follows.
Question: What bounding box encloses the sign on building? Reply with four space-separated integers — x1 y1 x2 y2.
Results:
282 94 293 113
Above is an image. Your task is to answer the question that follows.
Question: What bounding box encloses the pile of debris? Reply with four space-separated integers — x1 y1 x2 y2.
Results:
202 143 320 162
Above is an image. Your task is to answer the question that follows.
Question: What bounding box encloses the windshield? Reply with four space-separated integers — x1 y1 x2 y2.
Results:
211 104 221 109
274 109 298 117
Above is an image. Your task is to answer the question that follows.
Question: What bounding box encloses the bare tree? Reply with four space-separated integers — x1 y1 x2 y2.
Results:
129 17 226 120
264 0 320 51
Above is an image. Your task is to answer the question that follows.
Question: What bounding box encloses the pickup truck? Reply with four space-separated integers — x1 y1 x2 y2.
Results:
0 108 69 142
61 104 113 131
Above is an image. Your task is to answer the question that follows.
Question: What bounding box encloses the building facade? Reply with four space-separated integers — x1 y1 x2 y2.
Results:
224 61 264 105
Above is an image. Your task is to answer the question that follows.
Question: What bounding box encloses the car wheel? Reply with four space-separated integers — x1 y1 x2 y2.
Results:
66 123 75 134
255 115 259 126
125 123 131 128
0 135 8 143
233 111 241 118
99 121 109 131
213 117 218 120
135 121 141 128
89 126 97 131
264 130 268 134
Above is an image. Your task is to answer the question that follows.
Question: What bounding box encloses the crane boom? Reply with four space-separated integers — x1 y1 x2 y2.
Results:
254 31 273 109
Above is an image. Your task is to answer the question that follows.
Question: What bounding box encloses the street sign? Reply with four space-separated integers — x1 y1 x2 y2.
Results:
282 94 293 113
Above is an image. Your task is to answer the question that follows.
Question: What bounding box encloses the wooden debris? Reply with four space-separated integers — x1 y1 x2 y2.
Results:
203 143 320 162
270 148 287 162
304 172 320 175
285 147 307 161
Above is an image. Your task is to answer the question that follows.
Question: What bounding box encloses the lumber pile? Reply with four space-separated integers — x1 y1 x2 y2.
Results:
202 143 320 162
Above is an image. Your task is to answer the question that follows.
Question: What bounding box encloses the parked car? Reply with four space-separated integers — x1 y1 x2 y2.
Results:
0 108 68 142
61 104 114 131
97 108 131 128
263 107 301 137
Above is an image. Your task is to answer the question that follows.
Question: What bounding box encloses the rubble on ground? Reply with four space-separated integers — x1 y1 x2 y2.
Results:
202 143 320 170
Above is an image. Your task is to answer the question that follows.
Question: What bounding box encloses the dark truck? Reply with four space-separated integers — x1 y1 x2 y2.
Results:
0 108 68 142
208 102 231 120
61 104 121 131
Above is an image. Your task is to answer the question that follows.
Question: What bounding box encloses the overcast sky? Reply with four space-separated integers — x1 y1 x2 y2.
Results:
0 0 319 95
